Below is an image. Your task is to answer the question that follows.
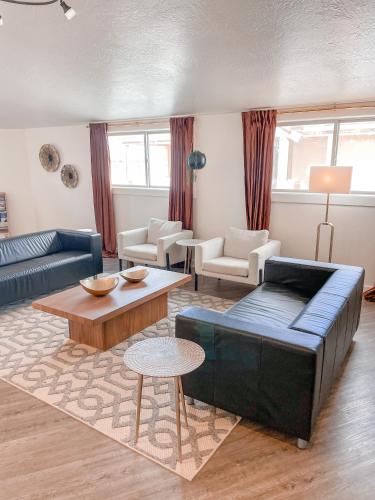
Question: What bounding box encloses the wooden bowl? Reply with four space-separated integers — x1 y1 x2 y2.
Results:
80 277 119 296
120 267 149 283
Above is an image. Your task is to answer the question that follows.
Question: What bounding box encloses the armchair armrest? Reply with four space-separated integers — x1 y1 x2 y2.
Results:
117 227 148 257
195 237 224 274
248 239 281 285
157 230 193 254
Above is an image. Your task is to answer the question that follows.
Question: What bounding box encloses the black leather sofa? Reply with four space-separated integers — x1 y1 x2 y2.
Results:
0 229 103 307
176 257 364 446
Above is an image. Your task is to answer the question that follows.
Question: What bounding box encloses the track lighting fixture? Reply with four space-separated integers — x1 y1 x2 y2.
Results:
0 0 76 25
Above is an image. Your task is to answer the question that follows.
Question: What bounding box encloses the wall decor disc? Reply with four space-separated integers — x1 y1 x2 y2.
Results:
39 144 60 172
61 164 79 188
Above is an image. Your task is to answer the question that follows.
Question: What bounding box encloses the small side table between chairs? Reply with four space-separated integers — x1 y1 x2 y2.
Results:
123 337 205 462
176 239 204 284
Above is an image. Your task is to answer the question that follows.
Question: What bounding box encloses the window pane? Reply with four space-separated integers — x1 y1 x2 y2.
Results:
109 134 146 186
273 123 334 190
336 121 375 192
148 132 171 187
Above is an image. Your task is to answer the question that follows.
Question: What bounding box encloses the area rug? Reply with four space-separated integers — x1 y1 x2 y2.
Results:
0 289 240 481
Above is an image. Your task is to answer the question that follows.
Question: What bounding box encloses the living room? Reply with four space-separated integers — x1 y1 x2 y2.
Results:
0 1 374 499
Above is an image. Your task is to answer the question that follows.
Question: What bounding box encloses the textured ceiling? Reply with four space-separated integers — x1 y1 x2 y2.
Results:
1 0 375 128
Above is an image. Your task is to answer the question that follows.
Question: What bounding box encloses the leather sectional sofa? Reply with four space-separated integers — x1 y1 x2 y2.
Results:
176 257 364 447
0 229 103 307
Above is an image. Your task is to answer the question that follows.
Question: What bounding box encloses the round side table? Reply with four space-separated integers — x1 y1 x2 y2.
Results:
176 239 205 275
123 337 205 462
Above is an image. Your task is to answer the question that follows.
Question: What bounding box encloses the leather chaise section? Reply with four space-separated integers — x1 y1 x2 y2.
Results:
175 257 364 442
176 307 323 441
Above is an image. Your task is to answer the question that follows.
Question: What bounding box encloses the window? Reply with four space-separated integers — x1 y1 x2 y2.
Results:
109 130 171 188
273 119 375 192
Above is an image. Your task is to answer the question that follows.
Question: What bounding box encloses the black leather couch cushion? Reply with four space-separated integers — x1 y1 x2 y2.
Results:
265 257 335 295
0 251 92 280
0 230 62 267
225 282 311 328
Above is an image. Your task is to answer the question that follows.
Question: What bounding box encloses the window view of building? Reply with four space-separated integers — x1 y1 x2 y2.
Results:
109 131 171 188
273 120 375 192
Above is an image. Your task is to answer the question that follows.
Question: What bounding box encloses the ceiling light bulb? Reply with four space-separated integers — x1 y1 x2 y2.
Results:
60 1 76 20
0 16 3 26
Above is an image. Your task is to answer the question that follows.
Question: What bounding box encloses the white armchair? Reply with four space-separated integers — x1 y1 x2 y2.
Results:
195 227 281 289
117 218 193 270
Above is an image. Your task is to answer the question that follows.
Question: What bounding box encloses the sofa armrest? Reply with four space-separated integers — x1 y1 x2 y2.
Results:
57 229 103 274
195 237 224 274
117 227 148 256
157 230 193 254
248 240 281 285
176 306 323 441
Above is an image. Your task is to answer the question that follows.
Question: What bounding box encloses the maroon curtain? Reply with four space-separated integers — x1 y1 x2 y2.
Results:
89 123 117 257
168 117 194 229
242 110 277 230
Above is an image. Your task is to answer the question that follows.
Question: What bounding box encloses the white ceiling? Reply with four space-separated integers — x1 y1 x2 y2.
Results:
1 0 375 128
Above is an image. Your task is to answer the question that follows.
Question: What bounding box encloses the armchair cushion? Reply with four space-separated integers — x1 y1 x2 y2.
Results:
203 256 249 277
147 218 182 245
123 244 157 261
224 227 269 260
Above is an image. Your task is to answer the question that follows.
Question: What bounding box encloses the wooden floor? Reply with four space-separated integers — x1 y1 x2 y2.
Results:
1 263 375 500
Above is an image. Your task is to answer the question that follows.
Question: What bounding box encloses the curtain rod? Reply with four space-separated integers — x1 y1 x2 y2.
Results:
276 101 375 115
85 100 375 127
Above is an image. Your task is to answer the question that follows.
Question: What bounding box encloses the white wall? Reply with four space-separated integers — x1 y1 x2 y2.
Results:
24 125 96 231
193 114 247 239
113 188 168 233
269 192 375 286
0 129 37 235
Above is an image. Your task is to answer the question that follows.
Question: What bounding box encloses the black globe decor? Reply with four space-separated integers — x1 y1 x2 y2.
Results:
187 150 207 170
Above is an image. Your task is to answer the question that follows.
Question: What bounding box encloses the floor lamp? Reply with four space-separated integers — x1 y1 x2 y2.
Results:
309 166 353 262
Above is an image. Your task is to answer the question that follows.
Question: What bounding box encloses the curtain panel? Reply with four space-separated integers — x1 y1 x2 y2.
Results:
242 109 277 230
89 123 117 257
168 117 194 230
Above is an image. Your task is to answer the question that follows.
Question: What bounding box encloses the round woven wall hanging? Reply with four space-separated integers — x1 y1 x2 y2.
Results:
39 144 60 172
61 164 79 188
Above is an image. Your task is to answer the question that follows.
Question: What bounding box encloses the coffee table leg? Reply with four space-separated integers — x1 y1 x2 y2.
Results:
135 374 143 443
178 376 188 427
174 376 182 462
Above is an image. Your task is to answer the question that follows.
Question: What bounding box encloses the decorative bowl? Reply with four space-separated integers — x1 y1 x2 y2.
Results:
120 267 149 283
80 277 119 296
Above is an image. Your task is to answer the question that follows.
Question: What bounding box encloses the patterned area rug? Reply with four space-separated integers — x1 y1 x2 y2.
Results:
0 289 240 481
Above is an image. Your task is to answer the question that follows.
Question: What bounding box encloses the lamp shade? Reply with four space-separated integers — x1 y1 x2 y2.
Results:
309 166 353 194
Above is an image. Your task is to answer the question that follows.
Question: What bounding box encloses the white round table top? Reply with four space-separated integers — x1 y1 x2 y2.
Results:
123 337 205 377
176 239 205 247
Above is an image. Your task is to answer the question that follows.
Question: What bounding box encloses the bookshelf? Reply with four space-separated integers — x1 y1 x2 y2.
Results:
0 193 9 239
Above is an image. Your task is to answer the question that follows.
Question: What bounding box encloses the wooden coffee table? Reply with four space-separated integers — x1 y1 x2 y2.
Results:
32 268 191 350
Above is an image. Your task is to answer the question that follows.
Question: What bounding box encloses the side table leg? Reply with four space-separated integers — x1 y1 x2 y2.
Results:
135 374 143 443
174 376 182 462
184 247 188 274
178 376 188 427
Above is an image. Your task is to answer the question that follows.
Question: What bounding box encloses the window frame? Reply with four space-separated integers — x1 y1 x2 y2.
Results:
273 116 375 195
109 129 171 189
